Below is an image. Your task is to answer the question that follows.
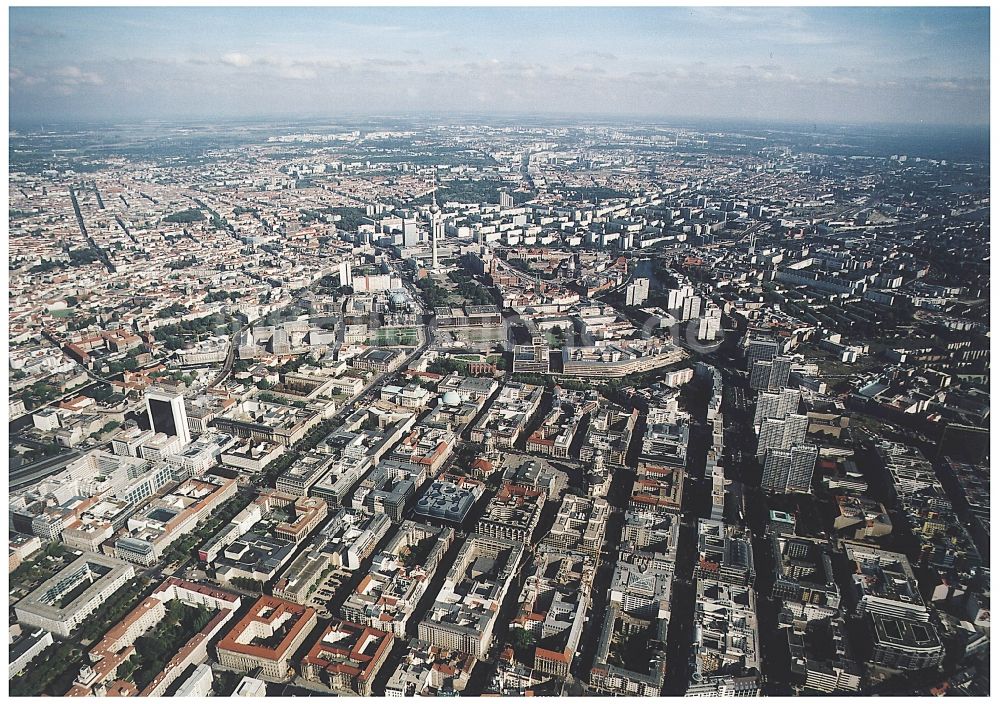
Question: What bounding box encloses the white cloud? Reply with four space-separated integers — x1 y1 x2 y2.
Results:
277 65 316 80
54 65 103 86
8 31 989 127
221 52 253 68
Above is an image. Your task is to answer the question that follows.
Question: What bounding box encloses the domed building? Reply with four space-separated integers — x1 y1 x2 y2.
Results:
441 390 462 408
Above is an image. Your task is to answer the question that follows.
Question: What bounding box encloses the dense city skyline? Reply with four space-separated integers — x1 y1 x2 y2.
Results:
8 114 990 698
7 5 991 700
9 6 991 125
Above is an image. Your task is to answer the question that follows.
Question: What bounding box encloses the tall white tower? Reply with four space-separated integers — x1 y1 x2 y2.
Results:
429 187 442 269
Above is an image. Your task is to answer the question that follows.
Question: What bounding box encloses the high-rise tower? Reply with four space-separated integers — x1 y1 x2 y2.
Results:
430 187 442 269
145 386 191 445
762 444 818 494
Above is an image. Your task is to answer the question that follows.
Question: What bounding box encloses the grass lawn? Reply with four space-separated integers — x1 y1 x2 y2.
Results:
367 329 418 346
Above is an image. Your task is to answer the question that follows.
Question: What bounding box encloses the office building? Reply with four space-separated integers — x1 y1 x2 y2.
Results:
341 523 454 637
630 463 685 514
112 476 239 566
868 612 945 671
418 535 523 659
787 617 862 694
620 509 680 567
9 628 54 679
770 536 840 609
540 494 610 559
512 337 550 374
695 519 755 587
468 382 544 448
145 386 191 446
15 553 136 637
414 474 485 524
276 452 335 496
475 482 546 543
842 543 946 671
385 639 476 696
591 557 670 696
300 619 394 695
687 580 761 696
212 399 323 447
514 553 594 679
216 596 318 681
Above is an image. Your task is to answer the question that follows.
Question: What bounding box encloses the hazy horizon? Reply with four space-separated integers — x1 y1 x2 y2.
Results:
9 7 990 127
7 112 995 132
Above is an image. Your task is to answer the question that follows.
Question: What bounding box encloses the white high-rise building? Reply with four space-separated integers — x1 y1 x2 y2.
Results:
146 386 191 446
667 285 694 312
698 304 723 341
626 278 650 306
402 220 421 247
681 295 702 322
337 259 353 288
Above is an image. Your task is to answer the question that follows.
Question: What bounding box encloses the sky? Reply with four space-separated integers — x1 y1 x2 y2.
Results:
8 6 991 126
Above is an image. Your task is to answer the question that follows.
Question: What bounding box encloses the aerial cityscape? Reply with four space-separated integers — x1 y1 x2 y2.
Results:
7 6 990 699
